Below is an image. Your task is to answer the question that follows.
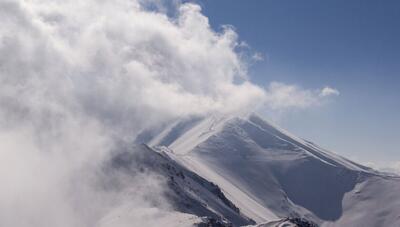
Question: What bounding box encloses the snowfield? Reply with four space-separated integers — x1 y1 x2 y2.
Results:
126 113 400 227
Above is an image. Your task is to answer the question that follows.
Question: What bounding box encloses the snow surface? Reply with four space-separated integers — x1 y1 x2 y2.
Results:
146 113 400 227
98 207 202 227
109 144 254 226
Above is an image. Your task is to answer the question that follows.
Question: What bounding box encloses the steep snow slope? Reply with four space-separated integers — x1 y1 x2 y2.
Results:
106 144 255 226
148 114 400 226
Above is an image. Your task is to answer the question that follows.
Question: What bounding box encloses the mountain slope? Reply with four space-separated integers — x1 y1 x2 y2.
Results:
147 113 400 226
106 144 255 226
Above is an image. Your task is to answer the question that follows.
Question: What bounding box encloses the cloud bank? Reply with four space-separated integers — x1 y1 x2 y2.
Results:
0 1 264 226
264 82 339 110
0 0 339 226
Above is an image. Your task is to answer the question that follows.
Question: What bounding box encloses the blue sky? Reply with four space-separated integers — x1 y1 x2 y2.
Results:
197 0 400 167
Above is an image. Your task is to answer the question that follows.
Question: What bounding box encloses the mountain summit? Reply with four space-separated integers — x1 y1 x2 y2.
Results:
128 114 400 226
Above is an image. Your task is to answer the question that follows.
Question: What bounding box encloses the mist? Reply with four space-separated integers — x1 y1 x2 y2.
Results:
0 0 267 226
0 0 343 226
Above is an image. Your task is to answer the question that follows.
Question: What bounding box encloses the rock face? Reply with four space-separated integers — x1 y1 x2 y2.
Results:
138 113 400 227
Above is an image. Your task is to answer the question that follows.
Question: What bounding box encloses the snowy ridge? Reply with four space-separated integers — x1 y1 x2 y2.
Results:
149 115 234 155
146 113 400 227
246 114 374 173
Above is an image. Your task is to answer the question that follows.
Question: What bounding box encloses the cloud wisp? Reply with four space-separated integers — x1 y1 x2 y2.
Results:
264 82 340 110
320 86 340 97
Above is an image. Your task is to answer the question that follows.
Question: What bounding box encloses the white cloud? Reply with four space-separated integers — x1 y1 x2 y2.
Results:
0 0 340 226
263 82 339 110
393 162 400 172
252 52 264 61
0 1 266 226
320 86 340 97
385 161 400 175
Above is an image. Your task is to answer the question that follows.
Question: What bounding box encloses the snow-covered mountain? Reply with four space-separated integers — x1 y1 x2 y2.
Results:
106 143 255 226
125 114 400 227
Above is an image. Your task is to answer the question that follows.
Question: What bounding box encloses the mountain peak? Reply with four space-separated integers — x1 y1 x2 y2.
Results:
136 112 400 226
147 113 374 174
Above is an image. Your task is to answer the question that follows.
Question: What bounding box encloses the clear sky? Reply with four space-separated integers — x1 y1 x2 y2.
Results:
197 0 400 168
